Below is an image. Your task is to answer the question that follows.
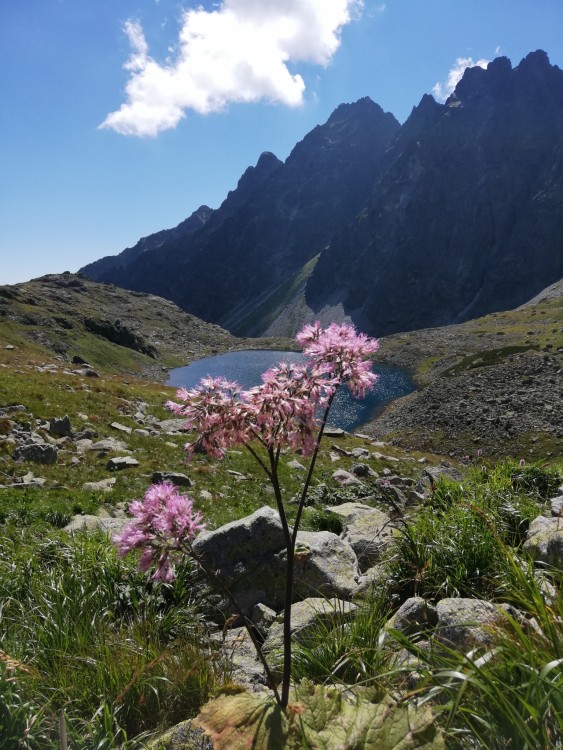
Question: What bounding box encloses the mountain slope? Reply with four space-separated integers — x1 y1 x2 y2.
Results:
306 51 563 335
81 99 400 333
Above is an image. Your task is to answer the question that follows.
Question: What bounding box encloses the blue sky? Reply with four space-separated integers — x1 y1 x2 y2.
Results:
1 0 562 285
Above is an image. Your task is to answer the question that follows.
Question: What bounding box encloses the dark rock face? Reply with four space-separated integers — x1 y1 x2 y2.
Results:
80 100 400 334
306 51 563 335
84 317 158 358
80 51 563 338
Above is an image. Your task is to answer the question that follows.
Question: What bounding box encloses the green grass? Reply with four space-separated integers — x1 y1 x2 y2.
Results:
388 460 558 601
0 529 228 748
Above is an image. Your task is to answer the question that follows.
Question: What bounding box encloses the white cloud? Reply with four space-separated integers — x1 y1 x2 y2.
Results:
100 0 363 137
432 56 490 102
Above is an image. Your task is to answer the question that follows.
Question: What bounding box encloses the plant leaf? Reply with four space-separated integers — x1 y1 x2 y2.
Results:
193 681 444 750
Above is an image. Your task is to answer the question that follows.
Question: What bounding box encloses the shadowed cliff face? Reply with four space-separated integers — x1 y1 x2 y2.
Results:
81 99 400 333
306 51 563 336
81 51 563 338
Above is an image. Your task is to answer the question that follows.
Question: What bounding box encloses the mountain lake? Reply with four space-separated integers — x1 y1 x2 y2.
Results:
167 350 415 432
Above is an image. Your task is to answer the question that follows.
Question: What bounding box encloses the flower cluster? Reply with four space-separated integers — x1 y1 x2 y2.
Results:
113 482 205 582
245 362 334 454
166 377 251 459
296 321 380 397
165 323 379 459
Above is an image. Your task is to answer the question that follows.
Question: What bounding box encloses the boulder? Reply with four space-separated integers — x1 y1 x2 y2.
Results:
49 415 72 437
435 598 506 649
63 515 129 535
13 443 57 465
263 597 356 658
110 422 132 435
386 597 438 635
339 506 395 572
83 478 116 493
332 469 362 485
354 562 392 600
152 471 193 488
90 437 129 452
290 530 360 602
193 506 359 615
523 515 563 567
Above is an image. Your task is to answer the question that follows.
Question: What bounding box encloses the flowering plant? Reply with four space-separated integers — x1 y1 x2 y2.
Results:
115 322 379 708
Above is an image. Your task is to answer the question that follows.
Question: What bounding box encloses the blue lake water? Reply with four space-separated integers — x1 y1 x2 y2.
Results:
167 350 414 432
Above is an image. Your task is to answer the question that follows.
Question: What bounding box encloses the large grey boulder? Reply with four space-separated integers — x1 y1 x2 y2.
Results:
435 598 506 649
523 515 563 567
290 530 360 601
337 505 395 572
193 506 287 615
263 597 356 657
193 506 359 615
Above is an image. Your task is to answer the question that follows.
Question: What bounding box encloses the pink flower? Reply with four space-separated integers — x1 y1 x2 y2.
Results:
113 482 205 582
297 322 379 397
165 323 379 460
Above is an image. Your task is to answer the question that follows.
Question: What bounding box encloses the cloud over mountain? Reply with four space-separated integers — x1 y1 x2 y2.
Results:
433 55 490 101
100 0 363 137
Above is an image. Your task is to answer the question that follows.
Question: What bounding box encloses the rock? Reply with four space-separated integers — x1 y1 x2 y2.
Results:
157 418 188 433
106 456 140 471
415 463 465 494
332 469 362 485
148 720 212 750
550 495 563 517
350 447 371 459
193 506 359 615
435 598 506 649
251 603 277 637
523 515 563 567
324 427 346 437
49 415 72 437
351 463 378 479
63 515 129 534
354 562 392 599
263 597 356 658
290 530 360 602
74 428 98 440
133 428 150 437
110 422 132 435
212 626 269 690
13 443 58 464
340 507 395 572
193 506 287 615
83 478 116 493
287 459 306 472
90 437 129 452
152 471 193 488
326 502 375 521
387 597 438 635
199 490 213 501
